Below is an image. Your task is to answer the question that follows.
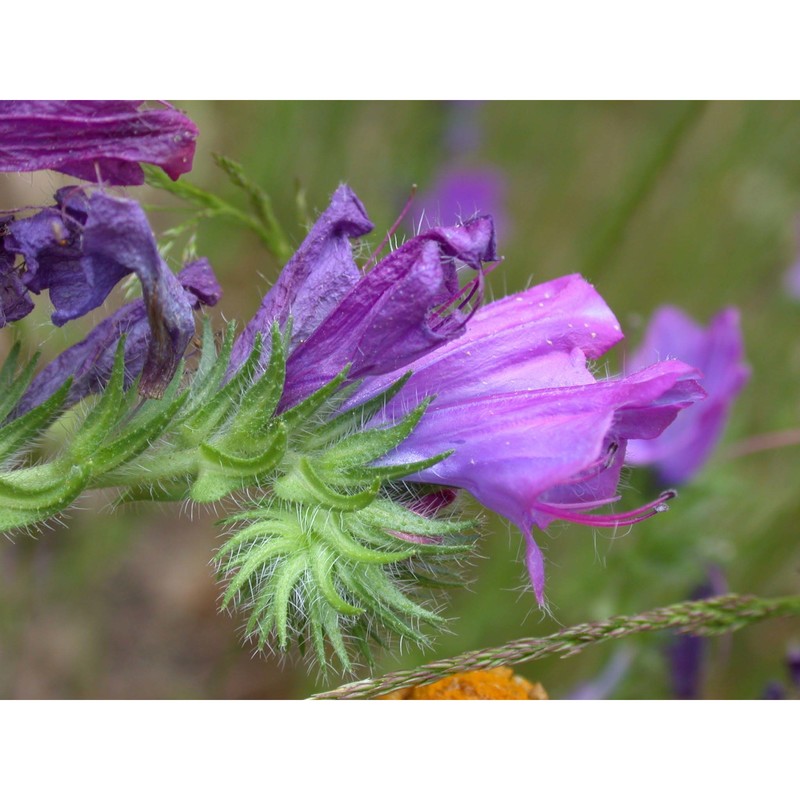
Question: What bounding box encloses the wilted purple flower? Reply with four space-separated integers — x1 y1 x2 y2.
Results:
416 167 508 240
235 185 705 603
231 184 496 408
625 306 749 484
0 101 197 184
13 260 221 416
5 189 219 398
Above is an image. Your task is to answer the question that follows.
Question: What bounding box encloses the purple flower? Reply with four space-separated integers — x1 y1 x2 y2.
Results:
0 101 197 184
231 184 497 409
415 167 508 240
625 306 749 484
348 275 705 603
13 259 221 417
5 189 220 398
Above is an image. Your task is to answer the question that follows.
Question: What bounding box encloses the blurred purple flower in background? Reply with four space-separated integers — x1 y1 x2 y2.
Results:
234 185 705 603
667 565 727 699
625 306 749 484
414 102 509 241
416 167 508 240
0 101 197 185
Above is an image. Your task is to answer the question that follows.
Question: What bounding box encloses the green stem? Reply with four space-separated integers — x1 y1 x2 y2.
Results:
309 593 800 700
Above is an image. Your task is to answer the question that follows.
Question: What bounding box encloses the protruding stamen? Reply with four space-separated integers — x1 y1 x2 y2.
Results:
533 490 677 528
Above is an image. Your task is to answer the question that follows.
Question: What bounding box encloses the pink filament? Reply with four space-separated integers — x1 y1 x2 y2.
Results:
533 490 677 528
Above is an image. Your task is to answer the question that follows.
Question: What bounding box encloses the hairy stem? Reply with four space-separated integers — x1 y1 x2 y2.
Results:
310 592 800 699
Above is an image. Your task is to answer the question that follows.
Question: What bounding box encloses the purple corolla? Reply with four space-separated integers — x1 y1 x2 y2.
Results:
0 101 197 184
348 277 704 602
231 184 496 408
4 188 221 401
233 185 706 603
625 306 749 485
13 259 221 417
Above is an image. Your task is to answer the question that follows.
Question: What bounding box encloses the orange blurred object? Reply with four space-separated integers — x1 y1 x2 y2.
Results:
377 667 548 700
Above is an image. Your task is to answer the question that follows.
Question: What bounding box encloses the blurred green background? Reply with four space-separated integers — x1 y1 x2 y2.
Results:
1 101 798 699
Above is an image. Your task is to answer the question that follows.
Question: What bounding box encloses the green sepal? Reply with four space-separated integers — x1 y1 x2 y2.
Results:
309 542 365 616
180 330 262 445
0 464 89 529
209 325 285 448
199 420 287 475
0 345 41 425
0 379 72 464
192 421 288 502
277 365 351 431
275 457 381 512
310 371 412 448
314 396 433 472
182 320 237 419
91 391 188 473
335 450 454 485
64 340 128 462
361 497 476 537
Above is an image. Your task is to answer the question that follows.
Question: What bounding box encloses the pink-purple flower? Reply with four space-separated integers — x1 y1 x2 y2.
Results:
234 185 706 603
625 306 749 484
0 101 197 185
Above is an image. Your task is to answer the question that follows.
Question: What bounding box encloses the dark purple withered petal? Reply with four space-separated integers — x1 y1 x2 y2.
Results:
0 101 197 184
282 213 496 408
0 216 34 326
626 306 749 484
7 190 201 397
230 185 373 375
13 262 221 416
178 258 224 308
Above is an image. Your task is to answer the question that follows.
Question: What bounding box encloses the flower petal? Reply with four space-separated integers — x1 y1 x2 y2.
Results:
7 191 200 398
230 184 373 374
13 262 220 416
625 306 749 483
282 214 496 407
347 273 624 409
0 101 197 184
